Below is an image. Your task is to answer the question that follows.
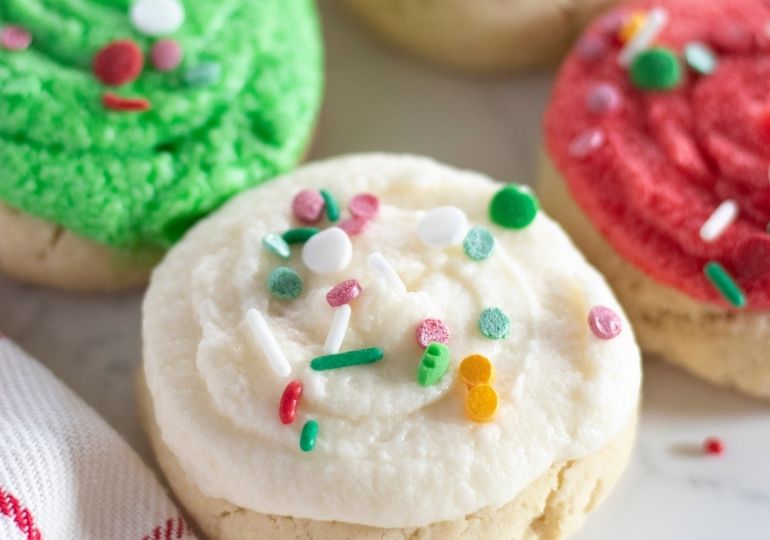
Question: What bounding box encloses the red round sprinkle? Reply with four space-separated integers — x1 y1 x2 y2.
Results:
326 279 362 307
93 40 144 86
292 189 325 224
102 92 151 112
0 25 32 51
339 216 369 236
150 39 182 71
349 193 380 220
703 437 724 456
587 305 622 340
279 380 303 425
415 318 450 349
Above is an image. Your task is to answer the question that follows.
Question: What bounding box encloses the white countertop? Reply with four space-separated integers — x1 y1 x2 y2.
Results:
1 2 769 538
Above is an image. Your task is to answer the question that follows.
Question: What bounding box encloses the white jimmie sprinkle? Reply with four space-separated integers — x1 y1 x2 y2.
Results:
699 200 739 242
246 308 291 377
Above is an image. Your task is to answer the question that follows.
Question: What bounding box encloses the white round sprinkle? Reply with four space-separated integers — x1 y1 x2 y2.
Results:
130 0 185 36
302 227 353 274
618 7 668 66
324 304 352 355
368 252 407 295
417 206 468 248
245 308 290 378
699 200 739 242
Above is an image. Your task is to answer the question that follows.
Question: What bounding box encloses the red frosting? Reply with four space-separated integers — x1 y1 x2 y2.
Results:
545 0 770 310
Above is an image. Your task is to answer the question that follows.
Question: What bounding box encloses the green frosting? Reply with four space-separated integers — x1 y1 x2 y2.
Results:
0 0 323 248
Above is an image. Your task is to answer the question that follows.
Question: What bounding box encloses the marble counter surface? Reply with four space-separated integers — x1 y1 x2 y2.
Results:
1 2 769 538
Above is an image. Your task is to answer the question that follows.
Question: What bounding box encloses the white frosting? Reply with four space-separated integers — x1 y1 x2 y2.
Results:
143 154 641 528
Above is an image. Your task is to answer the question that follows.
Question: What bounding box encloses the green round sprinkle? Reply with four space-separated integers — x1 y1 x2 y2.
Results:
418 342 451 387
311 347 384 371
300 419 318 452
684 42 718 75
489 185 539 230
320 189 340 222
183 61 221 87
704 261 746 309
262 233 290 259
282 227 320 244
463 226 495 261
268 267 303 299
478 308 510 340
630 48 682 90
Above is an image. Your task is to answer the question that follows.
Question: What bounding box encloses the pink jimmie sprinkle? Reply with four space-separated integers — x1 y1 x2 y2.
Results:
151 39 182 71
569 128 605 158
415 318 450 349
339 216 369 237
326 279 362 307
292 189 325 224
587 306 622 340
1 25 32 51
349 193 380 220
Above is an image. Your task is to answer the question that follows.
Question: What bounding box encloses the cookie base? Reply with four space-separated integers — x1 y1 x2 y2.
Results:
539 153 770 399
138 373 636 540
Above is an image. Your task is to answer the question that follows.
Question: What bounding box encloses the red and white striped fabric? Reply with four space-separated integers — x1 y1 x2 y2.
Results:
0 334 196 540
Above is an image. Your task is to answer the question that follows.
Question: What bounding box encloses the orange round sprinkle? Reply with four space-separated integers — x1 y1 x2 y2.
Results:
465 383 498 422
618 12 646 43
459 354 495 388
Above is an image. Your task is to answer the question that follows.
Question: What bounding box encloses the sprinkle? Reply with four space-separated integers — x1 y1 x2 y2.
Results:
368 252 407 295
302 227 353 274
568 128 605 158
618 12 647 43
703 437 724 456
630 47 682 90
417 206 468 248
292 189 326 224
459 354 495 388
699 200 738 242
93 40 144 86
586 83 622 114
183 61 220 87
0 25 32 51
300 420 318 452
151 39 182 71
704 261 746 308
587 305 623 340
684 42 718 75
339 216 369 236
478 308 510 340
575 34 609 61
462 226 495 261
268 267 303 299
415 319 450 349
130 0 185 36
323 305 352 355
465 383 498 422
618 7 668 66
320 189 340 222
282 227 319 244
279 380 303 425
489 185 539 230
733 237 770 281
245 308 290 378
262 233 291 259
102 93 151 112
326 279 362 307
349 193 380 220
310 347 384 371
417 343 451 387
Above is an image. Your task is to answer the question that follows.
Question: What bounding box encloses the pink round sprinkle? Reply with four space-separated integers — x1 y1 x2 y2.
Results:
326 279 362 307
339 216 369 236
587 306 622 340
569 128 605 158
586 83 621 114
151 39 182 71
292 189 325 224
349 193 380 220
415 318 450 349
575 34 609 61
1 25 32 51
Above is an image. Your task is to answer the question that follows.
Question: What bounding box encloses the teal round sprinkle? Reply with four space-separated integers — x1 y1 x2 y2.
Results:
183 61 221 87
463 226 495 261
311 347 384 370
300 419 318 452
282 227 320 244
704 261 746 308
489 185 539 230
478 308 510 339
320 189 340 222
262 233 290 259
268 267 303 299
684 42 717 75
630 48 682 90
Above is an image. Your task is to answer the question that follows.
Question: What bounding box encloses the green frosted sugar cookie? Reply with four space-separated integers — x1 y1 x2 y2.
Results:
0 0 323 249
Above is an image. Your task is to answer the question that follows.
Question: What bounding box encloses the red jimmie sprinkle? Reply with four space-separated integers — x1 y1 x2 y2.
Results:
102 92 151 112
415 318 450 349
349 193 380 220
93 39 144 86
279 380 303 425
703 437 725 456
